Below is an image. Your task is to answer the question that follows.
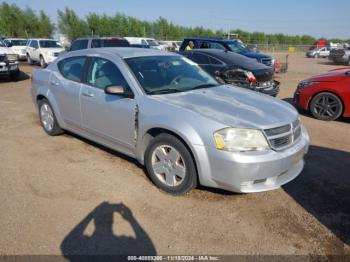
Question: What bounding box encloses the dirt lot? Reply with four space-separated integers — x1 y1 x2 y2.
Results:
0 53 349 258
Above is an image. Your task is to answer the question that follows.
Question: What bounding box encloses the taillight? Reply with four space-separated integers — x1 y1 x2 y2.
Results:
245 71 257 83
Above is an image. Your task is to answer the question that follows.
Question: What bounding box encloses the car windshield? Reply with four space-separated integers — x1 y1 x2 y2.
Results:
9 39 27 46
39 40 62 48
126 56 219 94
226 41 248 54
146 40 158 47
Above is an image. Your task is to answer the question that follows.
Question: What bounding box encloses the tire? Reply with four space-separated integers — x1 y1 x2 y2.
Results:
310 92 343 121
40 55 47 68
144 133 197 194
38 99 64 136
314 53 319 58
27 54 33 65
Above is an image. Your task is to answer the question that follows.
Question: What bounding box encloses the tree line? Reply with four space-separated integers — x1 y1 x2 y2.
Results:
1 2 348 45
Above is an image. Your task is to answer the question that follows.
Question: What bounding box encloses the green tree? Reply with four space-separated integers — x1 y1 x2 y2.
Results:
58 7 89 40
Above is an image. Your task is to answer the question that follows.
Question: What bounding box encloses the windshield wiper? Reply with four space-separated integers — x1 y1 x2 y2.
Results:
147 88 184 95
189 83 219 91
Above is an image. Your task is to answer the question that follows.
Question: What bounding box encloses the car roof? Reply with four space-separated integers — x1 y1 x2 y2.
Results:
186 49 254 64
29 38 57 41
184 37 238 43
66 47 179 59
74 36 126 40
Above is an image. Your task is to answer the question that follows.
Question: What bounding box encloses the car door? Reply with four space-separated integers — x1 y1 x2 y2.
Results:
80 56 137 153
53 56 87 128
31 40 40 61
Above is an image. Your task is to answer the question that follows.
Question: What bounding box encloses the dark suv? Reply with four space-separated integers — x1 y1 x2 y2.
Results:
180 38 274 67
69 37 130 51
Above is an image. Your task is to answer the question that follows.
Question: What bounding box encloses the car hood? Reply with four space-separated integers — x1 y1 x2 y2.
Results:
0 46 14 54
153 85 298 129
226 54 270 72
240 51 271 60
306 68 350 82
40 48 65 53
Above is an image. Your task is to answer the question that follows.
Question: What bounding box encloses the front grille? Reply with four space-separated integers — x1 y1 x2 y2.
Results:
264 119 301 150
261 58 273 66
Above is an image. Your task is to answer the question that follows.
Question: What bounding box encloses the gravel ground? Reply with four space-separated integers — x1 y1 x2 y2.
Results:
0 53 349 257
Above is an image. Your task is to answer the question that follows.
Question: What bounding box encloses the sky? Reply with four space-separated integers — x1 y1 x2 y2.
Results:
5 0 350 39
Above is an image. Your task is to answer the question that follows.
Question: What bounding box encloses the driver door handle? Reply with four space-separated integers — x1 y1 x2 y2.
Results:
50 80 59 86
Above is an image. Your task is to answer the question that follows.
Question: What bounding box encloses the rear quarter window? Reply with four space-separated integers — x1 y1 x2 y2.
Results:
58 56 86 82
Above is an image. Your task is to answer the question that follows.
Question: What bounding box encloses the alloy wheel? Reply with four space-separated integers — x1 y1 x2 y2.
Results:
312 94 341 119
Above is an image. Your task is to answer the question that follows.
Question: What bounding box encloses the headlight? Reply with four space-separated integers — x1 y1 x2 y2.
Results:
213 128 269 152
5 54 18 61
297 81 319 89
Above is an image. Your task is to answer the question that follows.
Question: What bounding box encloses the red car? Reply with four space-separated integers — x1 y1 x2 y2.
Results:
294 67 350 121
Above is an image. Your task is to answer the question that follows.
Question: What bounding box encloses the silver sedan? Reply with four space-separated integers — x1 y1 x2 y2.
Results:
31 48 309 194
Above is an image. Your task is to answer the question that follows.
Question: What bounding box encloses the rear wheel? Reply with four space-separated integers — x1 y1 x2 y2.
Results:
38 99 64 136
310 92 343 121
145 134 197 194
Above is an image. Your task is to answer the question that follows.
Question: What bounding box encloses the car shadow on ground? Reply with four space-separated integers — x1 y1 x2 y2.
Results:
61 202 156 261
283 145 350 245
0 70 30 83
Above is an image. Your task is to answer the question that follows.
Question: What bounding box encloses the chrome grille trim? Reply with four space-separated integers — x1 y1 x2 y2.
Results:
264 119 301 150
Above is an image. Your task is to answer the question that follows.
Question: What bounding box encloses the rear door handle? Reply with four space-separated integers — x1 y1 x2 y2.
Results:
82 92 94 97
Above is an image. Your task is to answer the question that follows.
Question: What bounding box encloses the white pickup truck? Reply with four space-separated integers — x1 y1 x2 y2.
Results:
0 39 20 80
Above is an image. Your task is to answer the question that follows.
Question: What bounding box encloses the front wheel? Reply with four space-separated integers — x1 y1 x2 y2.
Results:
27 54 33 65
40 56 47 68
145 134 197 194
310 92 343 121
38 99 64 135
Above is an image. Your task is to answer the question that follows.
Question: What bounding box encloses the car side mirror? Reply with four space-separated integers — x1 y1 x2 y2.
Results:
7 42 12 47
104 85 134 98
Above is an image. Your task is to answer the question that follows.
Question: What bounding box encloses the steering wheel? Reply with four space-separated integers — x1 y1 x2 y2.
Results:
170 75 183 85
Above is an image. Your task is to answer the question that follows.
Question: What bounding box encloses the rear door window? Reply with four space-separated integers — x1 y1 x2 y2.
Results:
58 56 86 82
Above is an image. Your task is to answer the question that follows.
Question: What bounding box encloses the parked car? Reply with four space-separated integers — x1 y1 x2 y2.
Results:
124 37 164 50
306 46 330 58
69 37 130 51
309 40 327 50
179 38 274 67
31 48 309 194
180 49 279 96
4 38 28 60
158 41 181 51
26 39 65 67
0 39 20 80
328 47 350 65
294 67 350 121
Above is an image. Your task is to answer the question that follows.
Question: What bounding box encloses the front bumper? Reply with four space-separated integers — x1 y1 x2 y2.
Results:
0 61 19 75
195 127 309 193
